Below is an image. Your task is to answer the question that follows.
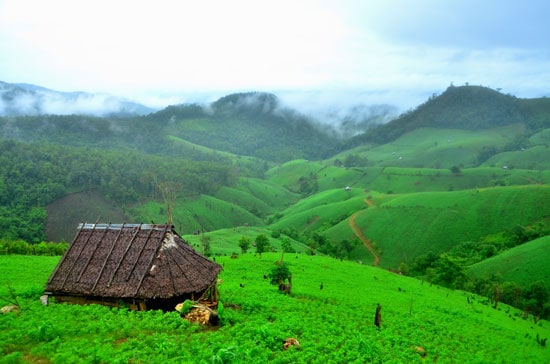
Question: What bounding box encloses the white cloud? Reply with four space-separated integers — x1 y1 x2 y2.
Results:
0 0 548 112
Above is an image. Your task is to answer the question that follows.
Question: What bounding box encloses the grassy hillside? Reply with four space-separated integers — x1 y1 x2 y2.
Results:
182 226 311 256
266 158 549 196
323 185 550 268
269 188 370 234
483 145 550 170
468 236 550 288
231 177 300 212
1 254 548 363
343 126 523 169
166 135 272 177
129 195 265 235
146 93 342 162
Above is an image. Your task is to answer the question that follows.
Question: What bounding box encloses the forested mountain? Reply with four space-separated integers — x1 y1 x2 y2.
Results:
146 92 342 162
353 84 550 145
0 92 342 163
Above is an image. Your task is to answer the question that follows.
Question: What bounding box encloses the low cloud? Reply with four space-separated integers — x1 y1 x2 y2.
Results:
0 83 154 117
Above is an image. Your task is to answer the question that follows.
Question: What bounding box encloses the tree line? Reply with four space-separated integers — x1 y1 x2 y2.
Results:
404 223 550 320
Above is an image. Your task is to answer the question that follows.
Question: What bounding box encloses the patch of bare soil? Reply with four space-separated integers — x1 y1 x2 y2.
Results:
349 201 379 266
45 190 128 242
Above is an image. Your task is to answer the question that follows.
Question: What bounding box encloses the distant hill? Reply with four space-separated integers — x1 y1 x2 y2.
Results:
145 92 343 162
355 85 550 144
0 81 154 117
0 89 344 163
0 82 547 250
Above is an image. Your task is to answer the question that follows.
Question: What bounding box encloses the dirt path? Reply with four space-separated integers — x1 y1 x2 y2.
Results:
349 200 379 266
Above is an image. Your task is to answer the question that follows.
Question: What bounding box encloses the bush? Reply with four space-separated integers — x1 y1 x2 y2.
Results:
0 240 67 256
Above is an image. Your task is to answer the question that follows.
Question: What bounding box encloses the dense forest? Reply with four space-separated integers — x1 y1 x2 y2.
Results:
0 139 235 242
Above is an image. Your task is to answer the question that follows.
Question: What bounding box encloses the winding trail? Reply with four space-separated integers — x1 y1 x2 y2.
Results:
349 198 379 266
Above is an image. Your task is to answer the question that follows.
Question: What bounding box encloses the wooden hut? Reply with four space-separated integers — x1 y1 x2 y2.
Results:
44 223 221 311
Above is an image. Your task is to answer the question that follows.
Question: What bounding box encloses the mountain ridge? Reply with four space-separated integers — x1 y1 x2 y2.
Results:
353 84 550 145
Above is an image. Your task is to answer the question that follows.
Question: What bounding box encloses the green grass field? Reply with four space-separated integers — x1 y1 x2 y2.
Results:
1 254 548 363
468 236 550 288
270 188 369 233
0 255 61 300
483 145 550 170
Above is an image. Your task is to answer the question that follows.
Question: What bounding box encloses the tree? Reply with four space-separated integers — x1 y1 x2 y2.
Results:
500 281 523 308
268 263 292 294
238 236 251 254
450 165 461 175
200 235 212 256
524 280 549 320
344 153 368 167
255 234 270 257
434 254 467 289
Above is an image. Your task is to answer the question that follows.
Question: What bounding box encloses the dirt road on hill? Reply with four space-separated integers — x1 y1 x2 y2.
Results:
349 199 379 266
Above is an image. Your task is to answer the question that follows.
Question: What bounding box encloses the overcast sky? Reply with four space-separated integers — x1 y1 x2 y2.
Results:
1 0 549 111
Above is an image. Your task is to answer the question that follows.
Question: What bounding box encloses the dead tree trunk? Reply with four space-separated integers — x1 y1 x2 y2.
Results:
374 303 382 328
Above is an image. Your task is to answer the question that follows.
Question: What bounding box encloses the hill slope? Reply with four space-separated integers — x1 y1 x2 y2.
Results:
468 235 550 288
322 185 550 268
146 92 342 162
355 85 550 144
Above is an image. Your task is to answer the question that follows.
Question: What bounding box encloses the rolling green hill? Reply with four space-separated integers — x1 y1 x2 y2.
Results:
145 92 341 162
129 195 266 235
483 145 550 170
182 226 311 256
468 235 550 288
269 188 369 234
354 85 550 145
343 125 525 169
323 185 550 268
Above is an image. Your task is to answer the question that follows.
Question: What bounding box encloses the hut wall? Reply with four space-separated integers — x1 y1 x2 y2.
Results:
50 294 148 311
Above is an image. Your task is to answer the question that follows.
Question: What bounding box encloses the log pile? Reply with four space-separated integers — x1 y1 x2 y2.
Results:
176 302 219 326
283 337 300 350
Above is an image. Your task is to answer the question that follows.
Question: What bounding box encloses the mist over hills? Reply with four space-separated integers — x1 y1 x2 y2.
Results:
0 81 155 117
1 82 547 164
0 80 399 136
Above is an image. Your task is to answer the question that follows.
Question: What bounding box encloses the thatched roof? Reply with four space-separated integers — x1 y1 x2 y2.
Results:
45 223 221 299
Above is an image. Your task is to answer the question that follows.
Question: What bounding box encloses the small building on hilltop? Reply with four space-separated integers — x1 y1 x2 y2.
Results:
44 223 222 311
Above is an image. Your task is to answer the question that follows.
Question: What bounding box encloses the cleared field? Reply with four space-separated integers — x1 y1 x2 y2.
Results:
1 253 548 363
